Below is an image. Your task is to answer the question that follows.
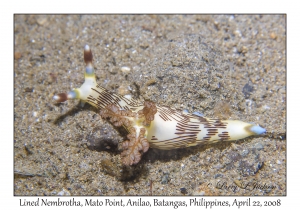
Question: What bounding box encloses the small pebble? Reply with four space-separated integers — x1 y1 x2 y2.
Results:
214 173 223 178
254 143 264 150
125 43 132 49
198 191 205 196
124 95 132 99
24 87 34 92
234 29 242 37
255 162 264 173
234 180 243 188
14 52 22 60
57 191 64 196
181 163 185 170
180 188 187 195
240 149 249 157
57 188 71 196
32 111 38 117
190 155 197 162
171 60 180 66
270 32 277 39
36 17 48 26
263 105 270 110
161 174 169 184
121 66 131 73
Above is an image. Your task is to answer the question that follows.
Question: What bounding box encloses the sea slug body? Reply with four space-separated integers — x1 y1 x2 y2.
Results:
54 45 266 165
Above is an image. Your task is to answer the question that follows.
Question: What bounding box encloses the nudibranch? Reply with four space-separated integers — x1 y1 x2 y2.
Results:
54 45 266 165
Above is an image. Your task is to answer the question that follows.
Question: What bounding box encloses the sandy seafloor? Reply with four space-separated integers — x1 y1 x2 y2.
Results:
14 15 286 196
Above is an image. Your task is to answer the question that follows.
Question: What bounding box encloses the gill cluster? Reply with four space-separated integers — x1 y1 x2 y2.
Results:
54 45 266 165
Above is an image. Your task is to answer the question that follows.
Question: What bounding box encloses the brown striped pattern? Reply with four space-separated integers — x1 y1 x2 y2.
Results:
218 131 230 141
203 119 228 129
150 106 205 149
86 85 143 111
150 106 232 149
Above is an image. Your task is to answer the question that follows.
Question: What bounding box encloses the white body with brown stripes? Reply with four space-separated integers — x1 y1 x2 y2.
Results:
54 45 266 151
144 106 262 150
